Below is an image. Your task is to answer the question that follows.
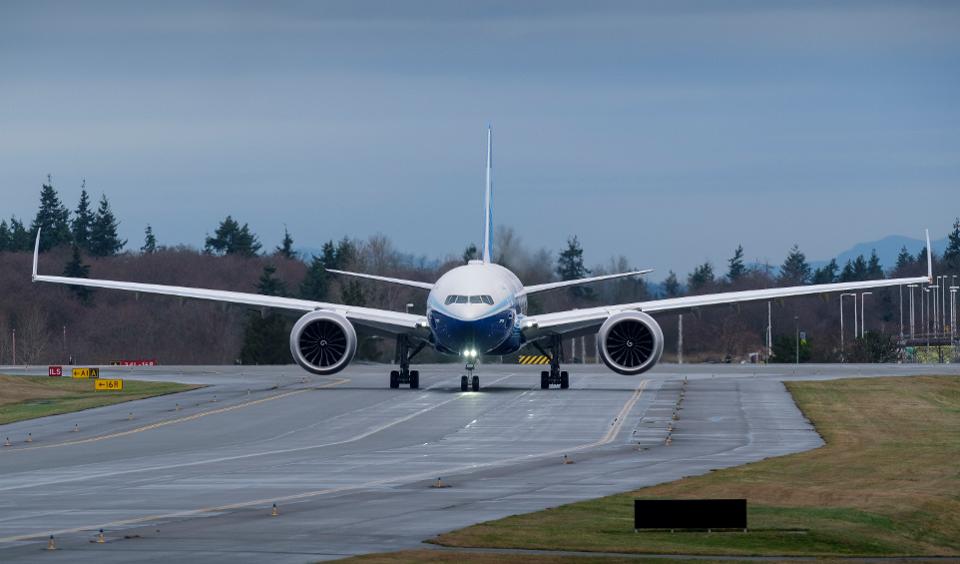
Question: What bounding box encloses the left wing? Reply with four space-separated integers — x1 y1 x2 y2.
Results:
31 232 427 336
523 232 933 340
325 268 434 290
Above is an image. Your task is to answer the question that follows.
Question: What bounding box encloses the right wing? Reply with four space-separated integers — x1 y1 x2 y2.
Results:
32 233 426 336
522 231 934 340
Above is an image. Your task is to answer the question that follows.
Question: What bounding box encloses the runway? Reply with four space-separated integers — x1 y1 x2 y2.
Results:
1 362 957 563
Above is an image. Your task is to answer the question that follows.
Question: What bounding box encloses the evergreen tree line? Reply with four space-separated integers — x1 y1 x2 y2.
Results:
1 177 125 257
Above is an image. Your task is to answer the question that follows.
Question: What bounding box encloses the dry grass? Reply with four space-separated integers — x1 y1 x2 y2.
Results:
337 548 777 563
0 374 198 424
426 376 960 557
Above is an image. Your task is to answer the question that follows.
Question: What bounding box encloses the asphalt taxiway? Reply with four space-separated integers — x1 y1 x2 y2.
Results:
1 362 958 562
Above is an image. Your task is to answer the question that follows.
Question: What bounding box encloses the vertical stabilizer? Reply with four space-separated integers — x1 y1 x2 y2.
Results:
482 126 493 263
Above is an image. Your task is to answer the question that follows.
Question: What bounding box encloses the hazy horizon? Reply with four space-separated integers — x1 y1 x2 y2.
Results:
2 1 958 276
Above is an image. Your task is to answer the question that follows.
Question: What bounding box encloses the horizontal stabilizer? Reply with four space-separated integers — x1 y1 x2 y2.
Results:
326 269 435 290
523 269 653 296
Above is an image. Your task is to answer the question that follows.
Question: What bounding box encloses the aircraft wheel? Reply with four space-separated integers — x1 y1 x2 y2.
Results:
560 371 570 389
410 370 420 389
460 375 468 392
540 371 549 389
390 370 400 389
471 375 479 392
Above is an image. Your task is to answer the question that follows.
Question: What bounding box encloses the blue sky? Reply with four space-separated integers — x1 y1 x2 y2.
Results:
1 1 958 277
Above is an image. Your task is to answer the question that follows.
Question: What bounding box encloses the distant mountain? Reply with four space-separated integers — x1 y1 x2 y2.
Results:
810 234 948 271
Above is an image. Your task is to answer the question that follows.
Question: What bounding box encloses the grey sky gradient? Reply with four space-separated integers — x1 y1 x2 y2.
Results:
2 1 958 277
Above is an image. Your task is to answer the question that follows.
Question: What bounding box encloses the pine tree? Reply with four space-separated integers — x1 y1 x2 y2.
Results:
341 280 366 306
71 181 94 250
8 217 31 251
895 246 914 272
662 270 682 297
276 226 295 259
0 220 9 252
300 255 329 301
943 218 960 271
63 244 92 303
31 176 72 252
866 249 884 279
462 243 478 263
778 244 811 285
240 265 291 364
334 237 356 269
204 216 261 257
88 194 126 256
687 262 714 292
812 259 838 284
727 244 746 282
839 255 869 282
556 236 591 299
141 224 157 254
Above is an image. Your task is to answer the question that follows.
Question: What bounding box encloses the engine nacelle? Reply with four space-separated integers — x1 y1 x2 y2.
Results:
289 311 357 375
598 311 664 375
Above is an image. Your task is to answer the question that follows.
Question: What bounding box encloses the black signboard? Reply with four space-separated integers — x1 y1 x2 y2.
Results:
634 499 747 530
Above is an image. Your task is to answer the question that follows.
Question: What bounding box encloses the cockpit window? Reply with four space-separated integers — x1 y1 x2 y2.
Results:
445 294 495 306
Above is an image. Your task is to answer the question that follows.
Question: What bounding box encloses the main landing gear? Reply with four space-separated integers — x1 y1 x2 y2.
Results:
536 336 569 390
460 361 479 392
390 335 426 390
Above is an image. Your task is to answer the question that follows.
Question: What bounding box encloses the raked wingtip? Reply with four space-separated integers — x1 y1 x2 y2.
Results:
32 228 40 281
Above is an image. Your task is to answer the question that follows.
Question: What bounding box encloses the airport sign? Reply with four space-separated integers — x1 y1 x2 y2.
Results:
72 367 100 379
94 379 123 391
48 365 62 377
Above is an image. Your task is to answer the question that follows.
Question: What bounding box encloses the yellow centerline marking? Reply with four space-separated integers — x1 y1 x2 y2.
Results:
2 377 350 453
0 375 646 544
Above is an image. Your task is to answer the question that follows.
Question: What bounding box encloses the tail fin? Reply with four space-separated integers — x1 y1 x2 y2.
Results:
482 125 493 263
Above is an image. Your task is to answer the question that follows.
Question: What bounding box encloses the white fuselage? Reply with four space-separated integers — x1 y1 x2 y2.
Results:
426 260 527 356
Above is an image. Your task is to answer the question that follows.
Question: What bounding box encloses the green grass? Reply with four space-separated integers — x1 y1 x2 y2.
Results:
0 374 199 424
420 376 960 559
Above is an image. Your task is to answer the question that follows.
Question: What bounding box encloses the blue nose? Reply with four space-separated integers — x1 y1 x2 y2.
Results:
429 309 513 354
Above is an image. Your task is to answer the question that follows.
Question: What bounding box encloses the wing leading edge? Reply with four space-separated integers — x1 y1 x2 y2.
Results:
523 231 934 339
31 231 426 336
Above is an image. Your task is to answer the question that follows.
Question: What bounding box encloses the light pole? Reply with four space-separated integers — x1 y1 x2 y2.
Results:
930 285 940 335
677 313 683 365
908 284 917 338
766 301 772 361
794 315 800 365
942 277 948 336
841 293 856 362
11 329 15 366
899 285 904 340
861 292 872 338
950 286 958 345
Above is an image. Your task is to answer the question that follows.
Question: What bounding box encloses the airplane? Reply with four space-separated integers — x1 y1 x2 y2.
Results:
32 127 933 392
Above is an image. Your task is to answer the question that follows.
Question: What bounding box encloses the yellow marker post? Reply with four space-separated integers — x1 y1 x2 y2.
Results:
95 379 123 391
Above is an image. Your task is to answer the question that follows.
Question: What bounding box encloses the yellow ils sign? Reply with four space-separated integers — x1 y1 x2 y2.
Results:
94 379 123 391
72 367 100 379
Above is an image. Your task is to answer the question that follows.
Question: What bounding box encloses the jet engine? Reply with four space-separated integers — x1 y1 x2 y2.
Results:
598 311 664 375
289 311 357 375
